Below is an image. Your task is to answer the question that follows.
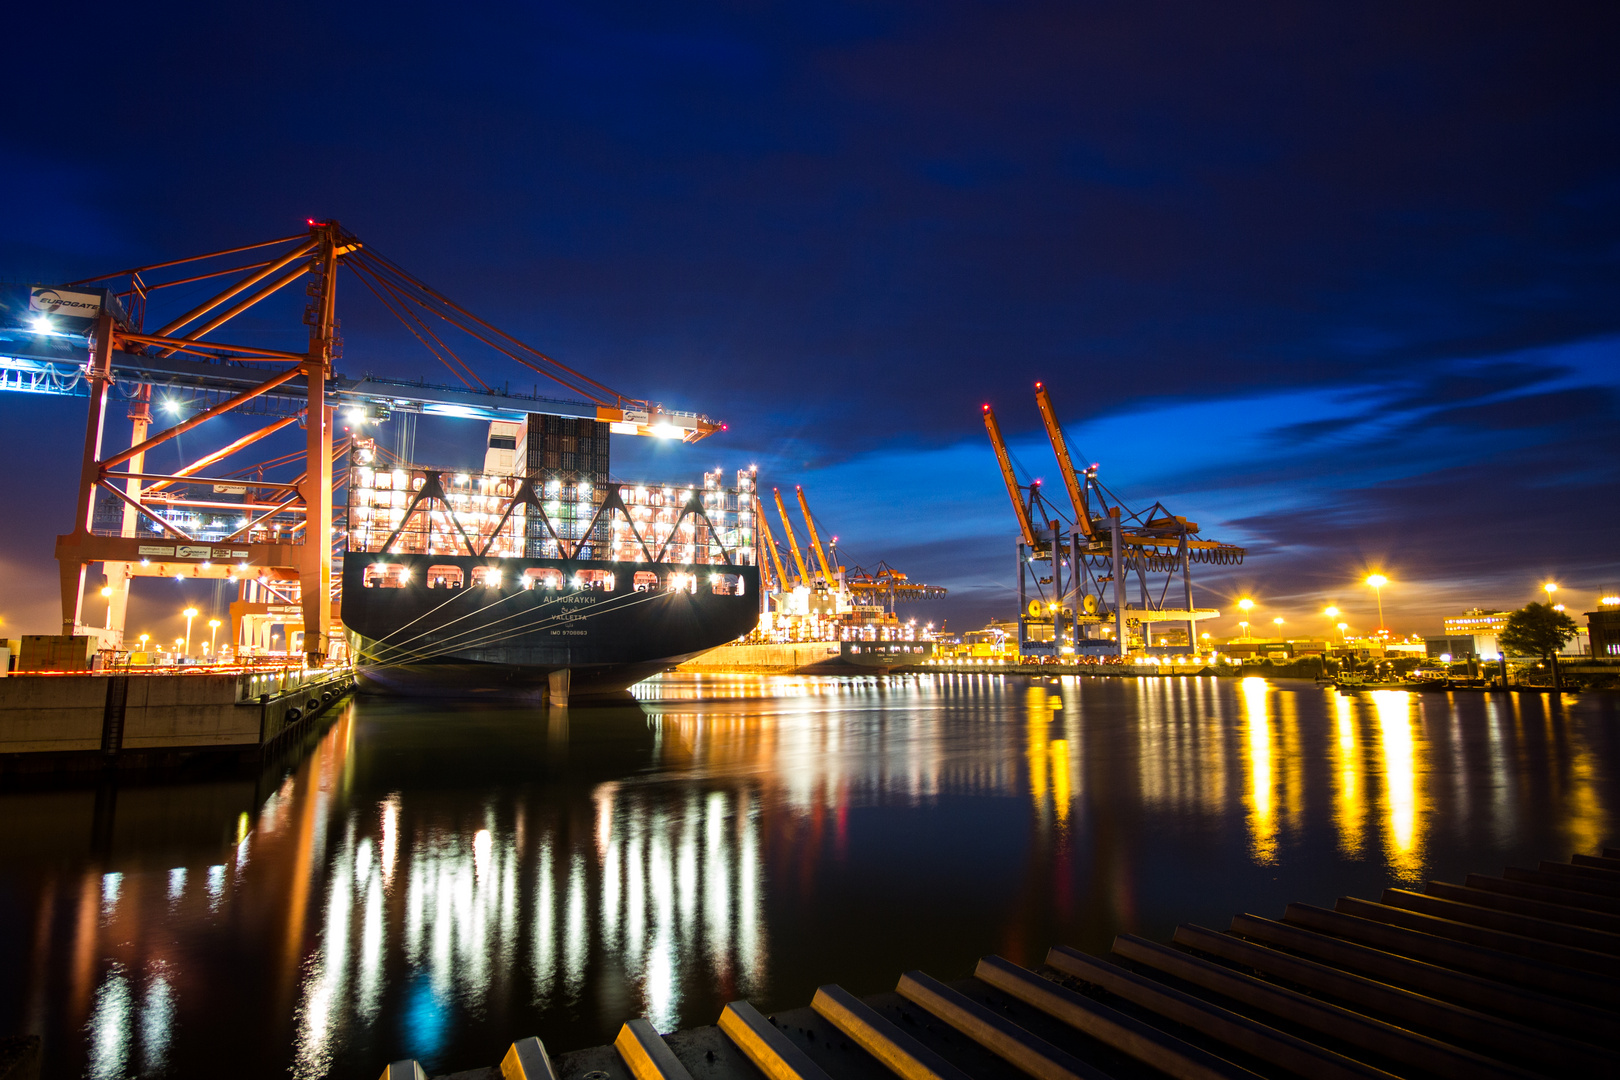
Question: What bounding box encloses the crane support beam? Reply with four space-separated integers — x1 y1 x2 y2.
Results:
1034 382 1094 539
982 404 1038 549
152 238 320 339
795 485 837 585
298 223 340 663
771 487 811 585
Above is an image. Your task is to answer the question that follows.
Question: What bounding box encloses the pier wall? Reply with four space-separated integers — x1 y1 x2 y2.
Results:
0 667 354 770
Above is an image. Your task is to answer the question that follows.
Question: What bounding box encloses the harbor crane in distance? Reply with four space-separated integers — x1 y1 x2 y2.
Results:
757 485 947 622
771 487 813 587
795 485 839 588
752 494 791 596
983 384 1246 658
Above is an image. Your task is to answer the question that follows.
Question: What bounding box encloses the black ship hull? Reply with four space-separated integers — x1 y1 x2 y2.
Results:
341 554 759 700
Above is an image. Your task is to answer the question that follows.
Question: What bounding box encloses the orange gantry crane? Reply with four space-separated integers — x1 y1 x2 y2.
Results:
984 383 1245 658
46 220 726 662
752 494 791 592
981 404 1040 550
795 485 839 586
1034 381 1096 539
771 487 812 586
756 486 946 615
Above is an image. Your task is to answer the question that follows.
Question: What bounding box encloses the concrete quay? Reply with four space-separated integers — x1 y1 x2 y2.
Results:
389 848 1620 1080
0 666 356 773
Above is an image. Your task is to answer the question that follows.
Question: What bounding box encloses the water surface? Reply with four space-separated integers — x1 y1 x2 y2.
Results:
1 673 1615 1079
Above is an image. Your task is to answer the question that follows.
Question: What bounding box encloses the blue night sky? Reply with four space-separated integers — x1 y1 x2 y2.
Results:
1 1 1617 643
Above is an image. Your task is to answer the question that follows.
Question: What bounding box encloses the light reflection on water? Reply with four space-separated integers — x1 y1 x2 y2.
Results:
1373 690 1424 881
6 674 1618 1080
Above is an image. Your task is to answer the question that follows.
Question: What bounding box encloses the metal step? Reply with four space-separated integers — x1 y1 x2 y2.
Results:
391 848 1620 1080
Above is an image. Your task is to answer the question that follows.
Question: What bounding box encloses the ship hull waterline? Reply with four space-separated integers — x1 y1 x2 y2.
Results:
340 555 760 701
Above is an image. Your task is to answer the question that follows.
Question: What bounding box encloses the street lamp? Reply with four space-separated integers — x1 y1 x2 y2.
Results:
1365 575 1388 635
208 618 221 661
138 633 149 652
1238 620 1249 640
100 585 114 629
183 607 199 658
1238 597 1254 639
1273 617 1285 636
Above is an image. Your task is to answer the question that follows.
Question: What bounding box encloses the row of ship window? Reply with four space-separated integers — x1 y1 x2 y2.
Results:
361 564 746 596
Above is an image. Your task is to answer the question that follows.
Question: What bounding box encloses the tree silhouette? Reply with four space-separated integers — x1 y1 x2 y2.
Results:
1500 602 1580 690
1500 602 1579 660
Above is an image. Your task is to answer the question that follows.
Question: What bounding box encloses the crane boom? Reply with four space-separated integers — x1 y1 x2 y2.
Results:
1033 382 1094 539
753 494 790 592
772 487 811 584
982 404 1039 548
795 485 838 585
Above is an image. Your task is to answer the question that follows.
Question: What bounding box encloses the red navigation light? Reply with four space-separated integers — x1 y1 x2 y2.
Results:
1035 381 1043 388
982 403 990 411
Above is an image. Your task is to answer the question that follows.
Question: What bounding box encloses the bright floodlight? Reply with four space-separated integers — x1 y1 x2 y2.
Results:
1273 617 1284 626
29 313 52 332
1365 574 1387 588
1543 582 1558 595
1238 597 1254 612
183 607 198 618
162 398 182 415
1604 596 1620 606
1324 606 1338 617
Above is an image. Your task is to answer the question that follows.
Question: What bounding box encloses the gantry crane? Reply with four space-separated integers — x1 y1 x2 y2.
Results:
795 485 839 586
753 494 791 593
985 383 1246 658
982 404 1040 549
771 487 812 585
1034 382 1095 540
41 221 726 662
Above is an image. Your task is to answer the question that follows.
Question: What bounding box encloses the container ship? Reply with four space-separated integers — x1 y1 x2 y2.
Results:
341 414 760 698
